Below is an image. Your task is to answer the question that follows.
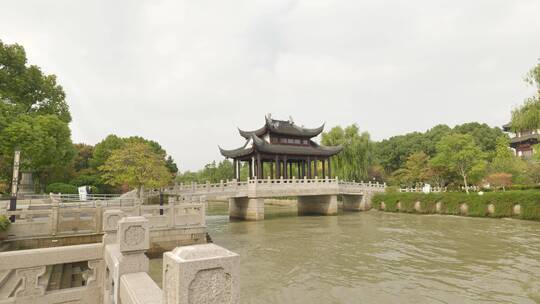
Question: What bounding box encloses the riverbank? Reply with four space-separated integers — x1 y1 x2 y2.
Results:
150 203 540 303
372 191 540 221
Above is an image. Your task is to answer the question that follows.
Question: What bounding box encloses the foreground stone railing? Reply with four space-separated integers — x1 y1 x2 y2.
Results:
0 215 240 304
0 243 104 303
105 216 240 304
1 200 205 241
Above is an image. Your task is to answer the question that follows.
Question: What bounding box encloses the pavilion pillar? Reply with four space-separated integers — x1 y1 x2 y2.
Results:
322 159 326 178
248 159 253 179
270 160 274 179
328 157 332 178
297 162 301 178
301 160 306 178
289 162 293 179
275 155 280 178
283 156 288 179
256 154 262 179
233 159 237 180
307 157 311 179
314 158 318 178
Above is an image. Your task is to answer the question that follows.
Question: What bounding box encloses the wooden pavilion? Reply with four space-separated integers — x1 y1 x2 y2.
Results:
219 115 343 180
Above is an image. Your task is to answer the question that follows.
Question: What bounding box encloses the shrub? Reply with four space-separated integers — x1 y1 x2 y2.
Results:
0 215 10 232
45 182 78 194
70 175 99 187
373 191 540 221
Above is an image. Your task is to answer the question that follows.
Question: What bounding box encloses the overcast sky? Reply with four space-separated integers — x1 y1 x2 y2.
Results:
1 0 539 171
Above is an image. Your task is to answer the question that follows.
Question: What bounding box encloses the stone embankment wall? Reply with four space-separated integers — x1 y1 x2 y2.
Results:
372 191 540 221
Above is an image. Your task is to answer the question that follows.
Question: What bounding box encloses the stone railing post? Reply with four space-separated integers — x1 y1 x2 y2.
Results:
105 216 150 304
168 200 176 228
96 204 103 234
163 243 240 304
50 199 59 236
102 209 125 244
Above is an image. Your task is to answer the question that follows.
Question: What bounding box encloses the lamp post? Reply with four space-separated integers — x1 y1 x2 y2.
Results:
9 149 21 222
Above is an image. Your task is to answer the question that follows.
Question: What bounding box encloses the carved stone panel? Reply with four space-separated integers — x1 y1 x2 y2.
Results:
188 268 232 304
117 216 149 253
15 266 47 297
163 243 239 304
102 210 125 232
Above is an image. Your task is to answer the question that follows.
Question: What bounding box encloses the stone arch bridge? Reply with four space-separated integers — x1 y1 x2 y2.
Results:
167 178 386 220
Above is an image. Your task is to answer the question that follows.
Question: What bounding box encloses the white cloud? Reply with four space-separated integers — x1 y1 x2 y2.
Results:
1 0 539 170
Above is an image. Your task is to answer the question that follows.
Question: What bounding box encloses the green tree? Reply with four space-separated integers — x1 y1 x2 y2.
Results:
90 135 178 174
452 122 506 157
0 40 71 122
322 124 373 181
431 134 486 194
374 123 503 174
0 114 75 189
99 142 172 197
0 40 74 187
73 144 94 171
391 151 432 187
176 160 234 183
90 135 125 169
490 136 519 174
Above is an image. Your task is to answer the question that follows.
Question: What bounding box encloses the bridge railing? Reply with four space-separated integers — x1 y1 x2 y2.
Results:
1 201 206 240
171 178 386 196
172 180 249 194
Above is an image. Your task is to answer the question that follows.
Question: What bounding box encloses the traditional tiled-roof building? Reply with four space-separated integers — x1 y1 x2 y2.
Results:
503 123 539 158
219 115 342 180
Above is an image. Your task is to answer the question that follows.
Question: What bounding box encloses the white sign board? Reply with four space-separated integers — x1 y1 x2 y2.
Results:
78 186 88 201
11 150 20 196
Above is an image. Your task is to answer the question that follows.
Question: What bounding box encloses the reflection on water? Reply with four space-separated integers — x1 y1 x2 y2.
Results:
150 202 540 304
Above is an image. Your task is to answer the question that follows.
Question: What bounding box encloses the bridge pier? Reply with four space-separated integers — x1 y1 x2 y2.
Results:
229 197 265 221
342 194 371 211
297 195 338 216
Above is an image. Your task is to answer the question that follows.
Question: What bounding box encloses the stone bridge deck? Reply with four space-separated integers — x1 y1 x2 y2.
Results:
168 178 386 220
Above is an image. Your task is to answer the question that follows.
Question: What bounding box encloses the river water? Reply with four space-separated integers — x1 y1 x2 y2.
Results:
150 202 540 304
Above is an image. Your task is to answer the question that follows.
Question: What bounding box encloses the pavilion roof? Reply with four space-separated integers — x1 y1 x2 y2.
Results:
238 116 325 139
509 134 540 147
219 134 342 158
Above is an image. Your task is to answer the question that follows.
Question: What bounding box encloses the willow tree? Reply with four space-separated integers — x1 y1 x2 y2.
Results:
511 61 540 132
321 124 373 181
99 142 172 198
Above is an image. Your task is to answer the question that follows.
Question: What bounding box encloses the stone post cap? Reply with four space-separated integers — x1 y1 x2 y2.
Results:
163 244 240 304
103 209 125 232
117 216 149 253
168 244 238 262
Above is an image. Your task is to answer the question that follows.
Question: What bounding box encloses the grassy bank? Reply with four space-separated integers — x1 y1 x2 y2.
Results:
372 191 540 221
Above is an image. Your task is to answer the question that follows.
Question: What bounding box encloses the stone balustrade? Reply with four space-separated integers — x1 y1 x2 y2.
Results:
169 178 386 199
399 187 446 193
1 200 207 256
0 216 240 304
0 243 104 304
168 178 386 221
2 202 205 240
